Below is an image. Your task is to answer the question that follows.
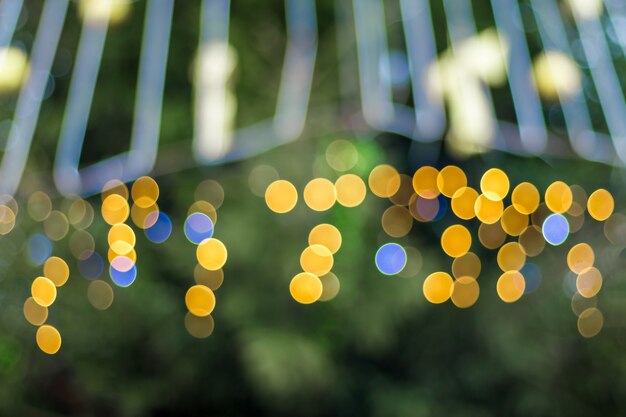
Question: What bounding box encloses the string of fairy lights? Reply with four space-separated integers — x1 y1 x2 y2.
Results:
263 143 616 340
0 138 618 355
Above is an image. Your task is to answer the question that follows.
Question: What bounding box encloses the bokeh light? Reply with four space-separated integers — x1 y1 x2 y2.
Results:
576 267 602 298
474 194 504 224
511 182 539 215
78 251 104 280
577 307 603 338
451 277 480 308
132 176 160 208
518 225 546 257
567 243 595 274
131 203 160 229
423 272 453 304
478 221 507 250
67 198 94 229
185 285 216 317
389 174 414 206
43 257 70 287
194 265 224 290
303 178 336 211
451 187 479 220
265 180 298 213
441 224 471 258
23 297 48 326
300 244 334 276
185 313 215 338
31 277 57 307
109 264 137 287
587 189 614 221
480 168 509 201
43 210 69 241
497 271 525 302
308 224 342 254
381 205 413 238
318 272 340 302
184 212 214 244
248 165 279 197
87 280 114 310
289 272 323 304
501 205 528 236
195 179 225 210
521 263 542 294
69 230 95 260
28 234 52 265
452 252 481 279
197 238 228 270
187 201 217 224
369 164 401 198
325 140 358 172
436 165 467 198
375 243 407 275
542 213 569 245
497 242 526 272
335 174 366 207
36 325 62 355
101 194 130 225
545 181 573 214
27 192 52 222
412 166 440 199
144 212 172 243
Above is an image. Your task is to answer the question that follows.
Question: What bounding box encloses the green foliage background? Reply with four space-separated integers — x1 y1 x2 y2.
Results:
1 1 625 416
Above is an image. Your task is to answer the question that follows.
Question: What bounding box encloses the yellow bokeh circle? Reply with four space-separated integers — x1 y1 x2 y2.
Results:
369 164 401 198
31 277 57 307
131 176 159 208
497 242 526 272
545 181 572 214
478 221 507 250
36 325 62 355
303 178 336 211
441 225 472 258
185 285 216 317
87 280 115 310
300 244 334 276
23 297 48 326
500 205 529 237
497 271 526 303
587 189 614 221
308 224 342 254
381 205 413 238
518 225 545 257
194 265 224 290
511 182 540 215
577 307 603 338
567 243 595 274
412 166 440 199
576 267 602 298
436 165 467 198
101 194 130 225
451 277 480 308
474 194 504 224
43 256 70 287
197 238 228 271
290 272 323 304
451 187 479 220
423 272 453 304
452 252 481 279
335 174 366 207
480 168 509 201
265 180 298 214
